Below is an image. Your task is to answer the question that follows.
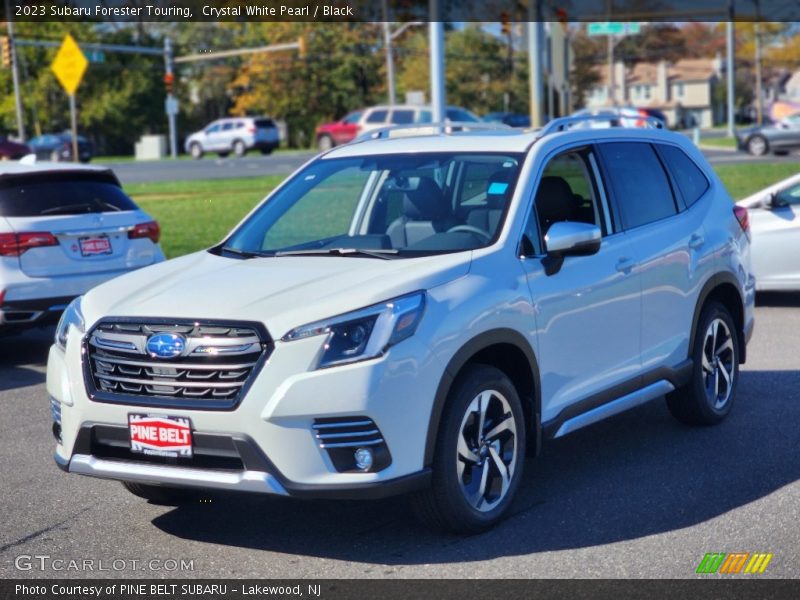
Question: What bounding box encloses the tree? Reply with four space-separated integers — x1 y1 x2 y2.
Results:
569 28 602 109
229 23 384 147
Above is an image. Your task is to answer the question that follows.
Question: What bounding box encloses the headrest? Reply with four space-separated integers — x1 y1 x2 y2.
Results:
535 176 577 224
403 177 448 220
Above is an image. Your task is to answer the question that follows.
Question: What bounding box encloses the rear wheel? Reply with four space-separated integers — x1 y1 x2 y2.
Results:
747 135 768 156
317 135 334 151
410 365 526 534
232 139 247 157
189 142 204 159
666 302 740 425
122 481 197 505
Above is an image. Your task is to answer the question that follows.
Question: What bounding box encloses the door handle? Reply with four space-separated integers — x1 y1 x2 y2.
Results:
615 257 635 273
689 234 705 249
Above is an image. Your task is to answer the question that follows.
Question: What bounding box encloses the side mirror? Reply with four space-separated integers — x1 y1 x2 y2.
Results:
769 192 789 209
542 222 602 276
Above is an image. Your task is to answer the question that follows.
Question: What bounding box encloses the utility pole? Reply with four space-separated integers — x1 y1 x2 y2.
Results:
382 0 396 105
164 38 177 159
528 1 544 127
726 1 736 137
4 0 25 140
754 0 763 125
429 0 445 123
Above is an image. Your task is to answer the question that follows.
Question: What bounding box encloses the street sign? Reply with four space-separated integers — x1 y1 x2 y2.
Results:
51 34 88 95
86 50 105 64
588 22 641 36
165 97 179 116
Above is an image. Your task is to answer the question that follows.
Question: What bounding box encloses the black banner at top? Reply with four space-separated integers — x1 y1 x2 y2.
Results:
2 0 799 23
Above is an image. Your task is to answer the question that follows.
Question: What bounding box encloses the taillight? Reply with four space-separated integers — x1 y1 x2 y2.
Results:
0 232 59 256
128 221 160 244
733 206 750 234
247 125 256 134
0 288 5 306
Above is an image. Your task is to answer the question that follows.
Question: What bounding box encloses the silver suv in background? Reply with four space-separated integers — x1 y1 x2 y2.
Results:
184 117 280 159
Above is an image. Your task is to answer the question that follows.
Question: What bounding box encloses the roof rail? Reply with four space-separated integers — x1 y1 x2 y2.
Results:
539 114 664 137
351 121 512 144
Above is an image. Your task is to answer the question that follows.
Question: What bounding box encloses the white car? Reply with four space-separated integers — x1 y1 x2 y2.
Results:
0 163 164 334
184 117 280 159
737 172 800 290
48 118 753 533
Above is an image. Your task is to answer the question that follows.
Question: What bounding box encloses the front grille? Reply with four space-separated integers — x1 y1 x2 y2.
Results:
84 318 271 410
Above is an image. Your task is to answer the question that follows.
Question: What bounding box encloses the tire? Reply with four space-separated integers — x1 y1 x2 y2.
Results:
666 302 740 426
317 135 334 151
50 150 62 162
232 139 247 157
747 135 768 156
410 364 526 534
121 481 197 505
189 142 204 159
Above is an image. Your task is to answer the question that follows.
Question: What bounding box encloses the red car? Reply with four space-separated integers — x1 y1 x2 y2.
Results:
315 110 364 150
0 135 31 160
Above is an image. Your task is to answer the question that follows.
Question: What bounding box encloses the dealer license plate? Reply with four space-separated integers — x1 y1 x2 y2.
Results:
128 414 193 458
79 235 112 257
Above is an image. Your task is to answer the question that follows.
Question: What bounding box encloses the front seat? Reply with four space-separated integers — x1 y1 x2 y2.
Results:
387 177 457 247
535 176 580 234
466 169 514 236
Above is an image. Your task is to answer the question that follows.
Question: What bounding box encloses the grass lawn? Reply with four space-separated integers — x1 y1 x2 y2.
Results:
125 162 800 259
699 136 737 149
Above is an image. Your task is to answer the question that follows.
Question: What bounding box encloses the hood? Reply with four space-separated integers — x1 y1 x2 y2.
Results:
82 250 472 339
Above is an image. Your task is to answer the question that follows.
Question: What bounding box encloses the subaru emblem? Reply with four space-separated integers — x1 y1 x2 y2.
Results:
145 333 186 359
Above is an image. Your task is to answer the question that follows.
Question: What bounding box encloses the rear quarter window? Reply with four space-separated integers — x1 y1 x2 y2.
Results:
656 144 710 207
254 119 275 128
0 173 138 217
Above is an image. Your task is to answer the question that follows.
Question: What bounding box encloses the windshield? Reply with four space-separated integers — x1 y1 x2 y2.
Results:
222 152 523 258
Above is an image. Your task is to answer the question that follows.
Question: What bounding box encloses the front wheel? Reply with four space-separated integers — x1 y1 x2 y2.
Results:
747 135 768 156
666 302 740 426
410 364 526 534
189 143 204 159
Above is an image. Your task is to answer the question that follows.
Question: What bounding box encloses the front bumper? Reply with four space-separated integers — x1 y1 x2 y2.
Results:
48 318 444 499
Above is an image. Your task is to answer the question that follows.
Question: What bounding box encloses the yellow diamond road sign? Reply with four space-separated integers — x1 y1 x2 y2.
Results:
51 34 88 96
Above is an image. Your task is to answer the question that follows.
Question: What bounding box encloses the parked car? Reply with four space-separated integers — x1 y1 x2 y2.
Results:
28 132 94 163
737 172 800 290
184 117 280 159
483 112 531 128
315 105 481 150
735 113 800 156
0 135 31 160
571 106 666 129
0 163 164 334
49 117 753 533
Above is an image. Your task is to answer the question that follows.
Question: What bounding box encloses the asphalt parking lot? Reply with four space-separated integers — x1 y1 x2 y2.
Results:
1 295 798 579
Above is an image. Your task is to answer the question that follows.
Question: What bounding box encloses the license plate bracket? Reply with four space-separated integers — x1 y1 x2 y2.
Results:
128 414 193 458
79 235 112 257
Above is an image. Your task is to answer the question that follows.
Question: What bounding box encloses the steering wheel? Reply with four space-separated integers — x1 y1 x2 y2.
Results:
446 225 492 241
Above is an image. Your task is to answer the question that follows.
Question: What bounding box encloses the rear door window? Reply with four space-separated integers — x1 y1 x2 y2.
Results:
0 174 137 217
656 144 709 207
390 110 415 125
597 142 678 230
366 110 389 124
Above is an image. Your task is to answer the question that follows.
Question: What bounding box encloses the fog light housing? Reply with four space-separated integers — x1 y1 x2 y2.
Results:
354 447 374 471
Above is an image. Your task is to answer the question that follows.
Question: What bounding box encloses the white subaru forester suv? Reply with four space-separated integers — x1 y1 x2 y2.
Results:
48 117 755 533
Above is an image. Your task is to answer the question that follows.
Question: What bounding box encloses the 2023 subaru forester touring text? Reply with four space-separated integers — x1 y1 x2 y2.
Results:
48 118 755 533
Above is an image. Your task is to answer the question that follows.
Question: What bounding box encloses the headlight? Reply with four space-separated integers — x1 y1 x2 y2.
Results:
55 297 85 351
283 292 426 368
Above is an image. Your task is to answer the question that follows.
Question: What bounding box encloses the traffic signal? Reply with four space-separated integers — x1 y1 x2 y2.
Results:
163 72 174 94
1 36 11 68
500 12 511 36
297 36 306 58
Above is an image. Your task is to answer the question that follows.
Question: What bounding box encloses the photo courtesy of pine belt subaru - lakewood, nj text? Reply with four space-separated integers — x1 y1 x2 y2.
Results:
48 117 755 533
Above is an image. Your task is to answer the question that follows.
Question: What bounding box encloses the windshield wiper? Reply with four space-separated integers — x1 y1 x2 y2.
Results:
40 203 97 215
220 246 270 258
274 248 399 260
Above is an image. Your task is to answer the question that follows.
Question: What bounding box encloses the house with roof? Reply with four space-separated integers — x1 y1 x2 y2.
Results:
586 58 723 128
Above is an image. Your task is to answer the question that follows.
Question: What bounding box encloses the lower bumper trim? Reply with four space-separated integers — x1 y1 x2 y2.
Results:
67 454 290 496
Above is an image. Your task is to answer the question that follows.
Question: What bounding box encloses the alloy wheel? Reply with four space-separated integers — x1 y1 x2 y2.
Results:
701 317 735 409
456 389 518 512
